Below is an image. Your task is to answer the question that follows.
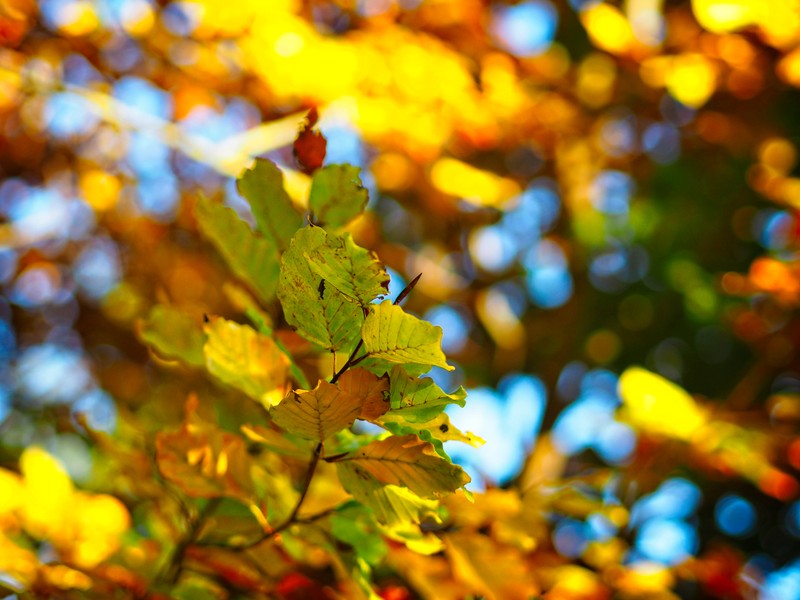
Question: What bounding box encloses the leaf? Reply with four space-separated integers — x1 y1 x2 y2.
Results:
270 380 363 441
293 107 327 175
278 226 362 352
386 366 466 420
155 396 255 501
378 413 483 460
337 464 440 528
195 195 280 304
241 424 315 459
443 531 539 600
309 164 369 228
330 503 388 565
203 317 290 408
336 368 390 421
334 434 469 498
306 232 389 308
236 159 304 252
138 304 205 367
361 302 454 371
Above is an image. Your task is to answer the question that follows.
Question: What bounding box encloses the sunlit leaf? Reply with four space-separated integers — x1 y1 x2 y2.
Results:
309 164 369 228
305 231 389 308
156 396 255 501
379 412 483 460
361 302 453 371
203 317 290 408
278 226 362 352
443 531 539 600
138 304 205 367
336 368 390 421
385 366 466 421
195 194 280 304
335 434 469 498
337 464 440 528
270 380 364 441
618 366 706 440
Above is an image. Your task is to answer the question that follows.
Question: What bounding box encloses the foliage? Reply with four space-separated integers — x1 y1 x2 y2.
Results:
2 0 800 598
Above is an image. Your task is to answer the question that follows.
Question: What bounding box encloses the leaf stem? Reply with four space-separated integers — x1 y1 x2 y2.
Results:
164 496 222 584
235 442 323 550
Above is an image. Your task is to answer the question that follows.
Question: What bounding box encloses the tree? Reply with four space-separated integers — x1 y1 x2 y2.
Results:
1 0 799 597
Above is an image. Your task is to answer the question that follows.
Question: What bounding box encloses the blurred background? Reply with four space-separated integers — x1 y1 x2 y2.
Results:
1 0 800 596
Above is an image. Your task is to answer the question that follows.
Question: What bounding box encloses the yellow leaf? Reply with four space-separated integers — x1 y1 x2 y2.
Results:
19 447 75 543
70 493 130 568
204 317 290 407
618 367 706 441
0 468 23 516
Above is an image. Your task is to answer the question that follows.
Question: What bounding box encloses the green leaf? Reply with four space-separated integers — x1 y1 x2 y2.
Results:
278 226 362 352
334 434 469 498
309 164 369 228
337 465 440 527
330 503 388 565
386 366 466 420
361 302 453 371
203 317 290 407
378 413 483 460
138 304 205 367
306 232 389 308
195 195 280 305
237 159 303 251
270 380 363 441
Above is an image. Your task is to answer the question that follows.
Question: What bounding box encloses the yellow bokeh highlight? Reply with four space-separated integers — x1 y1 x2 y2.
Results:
778 47 800 86
0 447 130 570
430 158 520 208
618 367 706 440
120 0 155 37
665 53 718 108
581 4 637 55
759 138 797 173
691 0 758 33
57 0 99 37
577 53 617 108
80 169 122 211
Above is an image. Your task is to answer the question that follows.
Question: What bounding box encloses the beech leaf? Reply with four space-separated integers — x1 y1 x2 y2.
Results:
336 368 390 421
335 434 469 498
305 232 389 308
386 366 466 421
203 317 290 408
361 302 453 371
138 304 205 367
278 226 362 352
309 164 369 228
236 159 303 252
195 195 280 304
270 380 364 441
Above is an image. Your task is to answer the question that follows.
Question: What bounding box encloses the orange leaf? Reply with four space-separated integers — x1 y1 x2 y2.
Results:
337 367 390 421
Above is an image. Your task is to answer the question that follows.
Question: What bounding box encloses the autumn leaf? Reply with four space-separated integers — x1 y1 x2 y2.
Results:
361 302 453 371
195 194 280 305
334 434 469 499
330 502 389 565
155 396 255 502
236 158 304 252
203 317 290 408
278 226 362 352
386 366 466 420
305 231 390 308
309 164 369 228
270 380 364 441
293 107 326 175
138 304 205 367
336 368 390 421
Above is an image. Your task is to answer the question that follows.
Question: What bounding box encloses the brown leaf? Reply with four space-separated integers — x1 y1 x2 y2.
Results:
337 368 390 421
293 107 327 175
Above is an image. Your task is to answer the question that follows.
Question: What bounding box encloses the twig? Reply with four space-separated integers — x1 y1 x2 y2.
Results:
329 273 422 383
164 496 222 584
